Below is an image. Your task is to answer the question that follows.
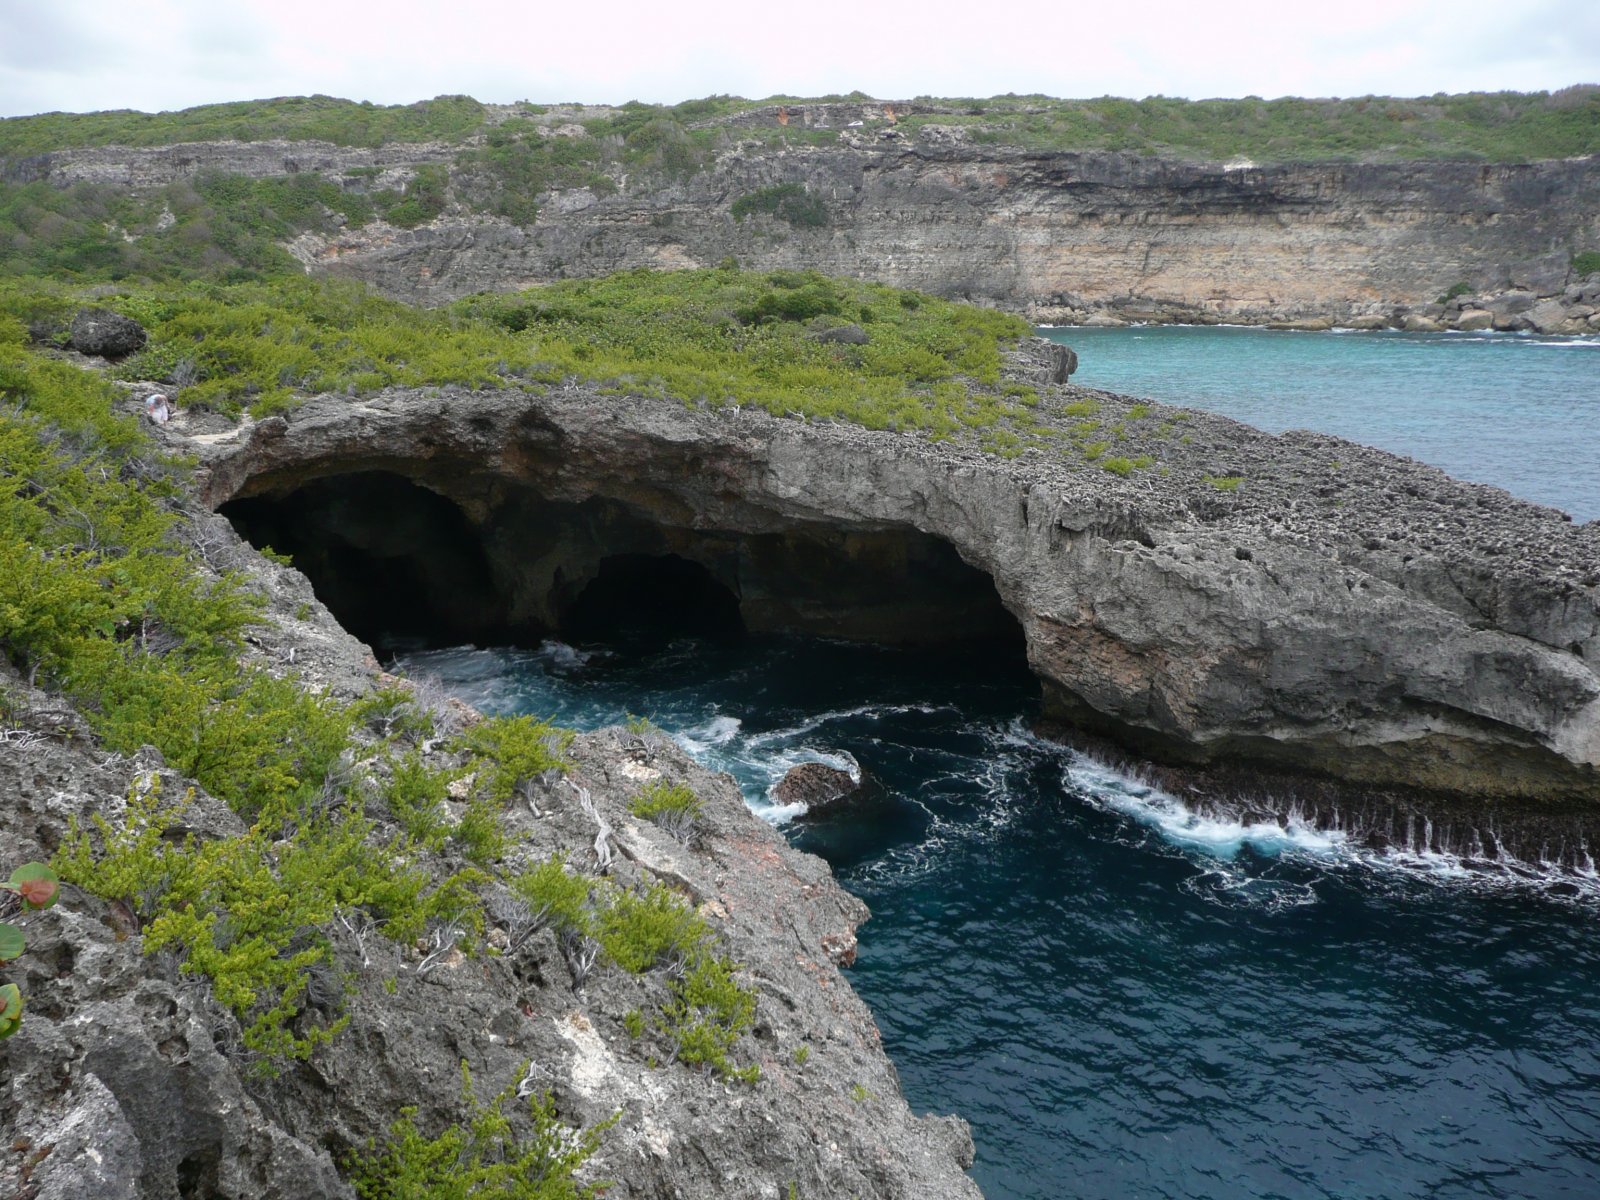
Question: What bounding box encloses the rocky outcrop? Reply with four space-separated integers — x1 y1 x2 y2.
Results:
0 507 982 1199
177 355 1600 804
11 126 1598 324
774 763 861 811
67 308 146 357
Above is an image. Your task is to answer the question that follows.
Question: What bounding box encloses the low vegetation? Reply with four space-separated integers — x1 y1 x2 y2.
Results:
6 88 1595 165
0 94 489 155
351 1062 615 1200
2 268 1036 442
897 86 1600 162
2 327 764 1087
629 780 701 844
730 183 828 228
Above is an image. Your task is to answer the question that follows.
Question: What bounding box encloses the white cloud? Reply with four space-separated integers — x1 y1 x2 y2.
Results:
0 0 1593 119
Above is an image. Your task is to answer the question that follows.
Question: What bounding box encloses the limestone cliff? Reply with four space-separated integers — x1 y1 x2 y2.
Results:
186 345 1600 806
10 110 1598 323
1 500 981 1200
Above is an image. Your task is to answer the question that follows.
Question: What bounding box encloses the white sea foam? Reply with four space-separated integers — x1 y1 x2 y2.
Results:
674 714 742 754
1064 755 1348 859
537 639 592 672
742 703 956 749
1056 744 1600 905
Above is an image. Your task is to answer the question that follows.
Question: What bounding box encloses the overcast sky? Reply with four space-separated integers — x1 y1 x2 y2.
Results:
3 0 1597 119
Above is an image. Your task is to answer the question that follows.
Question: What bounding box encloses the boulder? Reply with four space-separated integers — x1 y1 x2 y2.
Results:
773 761 859 809
1484 291 1537 317
812 323 870 345
1453 309 1495 331
1527 298 1572 334
1401 314 1444 333
1043 341 1077 382
67 308 147 357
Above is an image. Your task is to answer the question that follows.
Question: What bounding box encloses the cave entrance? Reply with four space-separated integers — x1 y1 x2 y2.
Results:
219 470 1027 672
220 471 506 652
562 553 746 646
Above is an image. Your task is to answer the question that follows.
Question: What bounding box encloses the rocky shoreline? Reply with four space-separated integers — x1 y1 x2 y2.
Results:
184 341 1599 805
1045 271 1600 334
1 410 981 1198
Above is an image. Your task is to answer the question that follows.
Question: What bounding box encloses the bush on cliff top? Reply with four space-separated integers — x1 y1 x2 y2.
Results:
2 269 1033 439
7 88 1596 163
0 94 488 156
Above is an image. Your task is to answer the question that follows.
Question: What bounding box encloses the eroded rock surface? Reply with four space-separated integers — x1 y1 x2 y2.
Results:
0 513 980 1199
183 357 1600 803
774 763 861 811
9 127 1598 324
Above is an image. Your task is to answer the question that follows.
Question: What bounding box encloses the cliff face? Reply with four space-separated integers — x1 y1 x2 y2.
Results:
13 132 1598 321
187 348 1600 808
1 502 982 1200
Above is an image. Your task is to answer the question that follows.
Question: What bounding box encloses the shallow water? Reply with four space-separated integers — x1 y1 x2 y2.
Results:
1038 325 1600 523
399 635 1600 1200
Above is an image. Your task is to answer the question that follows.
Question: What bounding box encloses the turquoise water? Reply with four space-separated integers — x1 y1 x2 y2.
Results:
400 636 1600 1200
1037 326 1600 523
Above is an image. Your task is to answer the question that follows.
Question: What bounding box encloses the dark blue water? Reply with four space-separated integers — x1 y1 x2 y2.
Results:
400 635 1600 1200
1038 326 1600 523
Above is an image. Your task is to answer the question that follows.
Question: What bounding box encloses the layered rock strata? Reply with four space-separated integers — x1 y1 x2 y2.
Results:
9 122 1598 324
184 351 1600 805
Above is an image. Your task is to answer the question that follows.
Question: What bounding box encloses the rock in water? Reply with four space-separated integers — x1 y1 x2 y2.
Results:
774 761 859 809
68 308 147 357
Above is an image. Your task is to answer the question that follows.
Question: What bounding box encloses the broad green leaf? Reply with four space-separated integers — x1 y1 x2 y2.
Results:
0 923 23 961
10 863 59 910
0 983 21 1038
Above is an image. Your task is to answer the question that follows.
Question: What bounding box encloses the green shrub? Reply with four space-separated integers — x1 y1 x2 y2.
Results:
354 687 436 743
628 781 701 843
457 714 573 801
383 749 453 850
1437 281 1473 303
378 164 450 228
658 948 758 1081
1573 250 1600 278
351 1061 614 1200
1205 474 1245 491
508 853 592 936
596 881 710 974
736 277 851 324
730 183 828 228
453 794 508 866
54 782 477 1062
